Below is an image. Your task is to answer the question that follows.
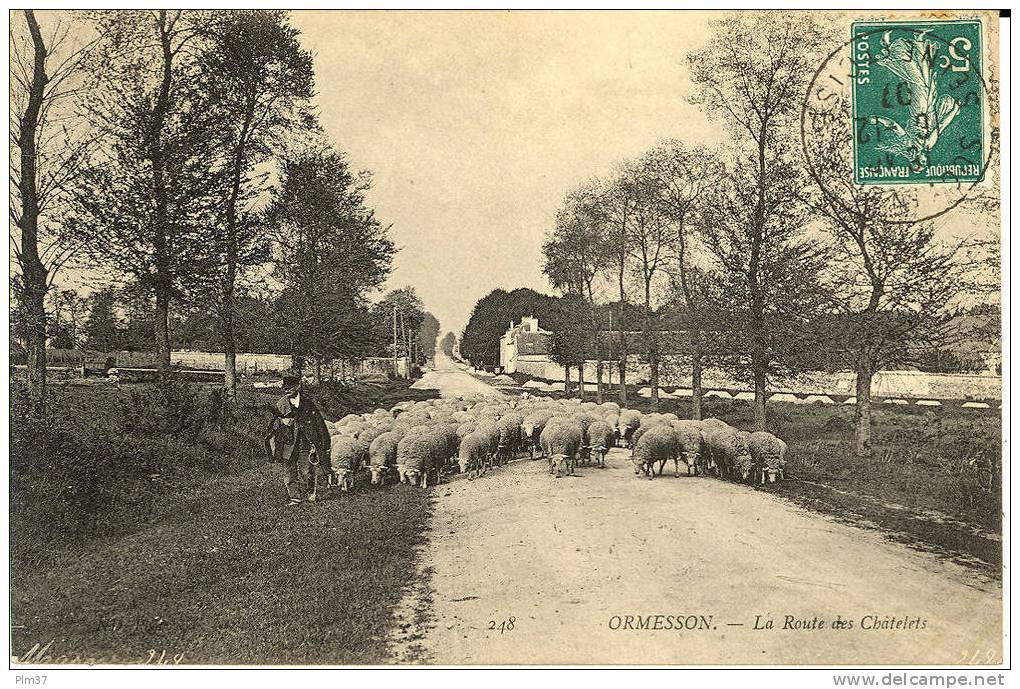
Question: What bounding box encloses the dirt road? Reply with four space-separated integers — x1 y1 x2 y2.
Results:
396 361 1002 665
411 352 507 399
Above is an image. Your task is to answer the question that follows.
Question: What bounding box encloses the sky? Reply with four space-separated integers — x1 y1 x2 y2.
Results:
31 10 999 336
289 10 727 336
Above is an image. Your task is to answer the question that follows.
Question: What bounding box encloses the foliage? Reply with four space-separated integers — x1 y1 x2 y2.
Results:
74 10 227 371
546 293 595 369
372 286 431 360
202 10 316 393
542 181 610 299
267 147 395 364
460 287 561 367
440 331 457 357
418 312 441 361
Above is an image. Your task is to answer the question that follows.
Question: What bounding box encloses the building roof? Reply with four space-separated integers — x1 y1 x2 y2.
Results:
515 331 551 356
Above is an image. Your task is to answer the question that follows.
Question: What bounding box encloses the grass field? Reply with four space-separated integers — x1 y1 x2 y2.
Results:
11 378 439 664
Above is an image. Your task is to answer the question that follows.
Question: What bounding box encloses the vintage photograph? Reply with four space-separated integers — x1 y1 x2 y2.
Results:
9 8 1004 668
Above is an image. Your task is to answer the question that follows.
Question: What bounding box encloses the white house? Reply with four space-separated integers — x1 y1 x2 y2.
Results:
499 316 552 374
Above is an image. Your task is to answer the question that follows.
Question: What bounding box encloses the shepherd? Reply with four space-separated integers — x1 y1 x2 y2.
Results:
265 374 332 505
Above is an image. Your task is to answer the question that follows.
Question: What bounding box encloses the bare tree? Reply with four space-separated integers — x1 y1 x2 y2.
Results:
621 159 671 410
689 13 833 430
646 139 722 419
805 99 970 455
10 10 95 414
600 174 639 405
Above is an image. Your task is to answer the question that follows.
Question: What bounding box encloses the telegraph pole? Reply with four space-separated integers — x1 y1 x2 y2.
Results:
608 311 614 387
393 306 398 377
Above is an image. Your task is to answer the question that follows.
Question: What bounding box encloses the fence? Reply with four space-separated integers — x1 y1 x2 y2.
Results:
358 356 411 379
34 349 412 381
513 355 1001 402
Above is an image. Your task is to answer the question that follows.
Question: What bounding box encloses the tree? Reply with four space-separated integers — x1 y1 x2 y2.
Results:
645 139 722 419
267 147 394 379
689 13 833 431
418 312 440 363
76 10 225 376
460 288 559 369
81 288 123 352
375 286 426 355
805 98 968 455
600 175 639 404
546 293 593 398
620 159 672 410
10 9 95 413
543 181 610 400
440 331 457 358
204 10 315 399
702 159 831 430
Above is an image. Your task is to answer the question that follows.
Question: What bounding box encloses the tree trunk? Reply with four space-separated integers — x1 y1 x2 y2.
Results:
578 363 585 401
691 340 703 421
563 365 571 396
617 255 628 406
154 284 172 376
222 257 237 397
853 363 874 456
618 355 627 405
650 350 659 411
150 12 174 380
752 349 767 432
221 103 256 403
17 9 48 416
224 337 237 398
313 358 322 386
23 286 47 416
644 282 657 411
595 359 604 403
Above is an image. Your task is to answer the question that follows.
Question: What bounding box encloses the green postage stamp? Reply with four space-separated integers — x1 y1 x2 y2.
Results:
851 19 984 185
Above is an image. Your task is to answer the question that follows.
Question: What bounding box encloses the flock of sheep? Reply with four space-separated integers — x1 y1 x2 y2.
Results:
323 394 788 489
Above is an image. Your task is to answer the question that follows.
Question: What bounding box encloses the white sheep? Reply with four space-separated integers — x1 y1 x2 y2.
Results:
330 434 367 492
702 423 751 480
617 409 642 448
748 431 788 484
540 419 582 478
458 432 490 478
670 420 706 477
366 430 404 486
586 419 614 468
630 425 678 480
396 429 440 487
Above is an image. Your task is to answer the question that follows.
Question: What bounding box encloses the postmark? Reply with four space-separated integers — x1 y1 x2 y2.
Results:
850 20 984 186
801 16 996 226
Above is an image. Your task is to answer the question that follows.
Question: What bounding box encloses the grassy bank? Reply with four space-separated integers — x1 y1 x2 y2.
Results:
11 378 439 664
519 386 1002 573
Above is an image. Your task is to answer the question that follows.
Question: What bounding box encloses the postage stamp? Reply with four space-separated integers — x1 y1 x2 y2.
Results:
851 19 984 185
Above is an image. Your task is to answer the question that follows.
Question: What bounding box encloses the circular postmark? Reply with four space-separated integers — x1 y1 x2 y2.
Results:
800 20 996 226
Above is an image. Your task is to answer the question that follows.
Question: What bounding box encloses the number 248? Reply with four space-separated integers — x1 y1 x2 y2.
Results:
488 616 516 634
